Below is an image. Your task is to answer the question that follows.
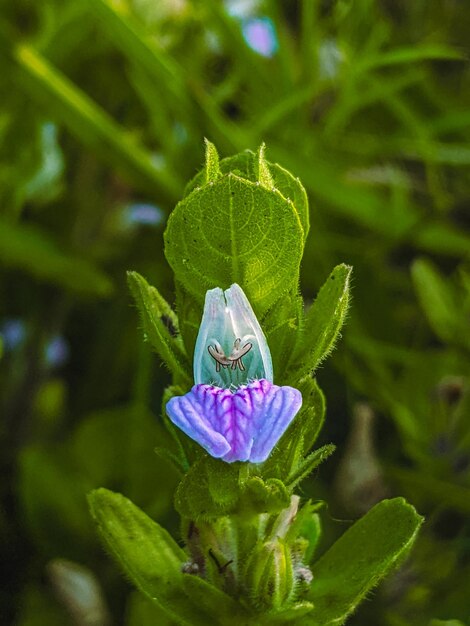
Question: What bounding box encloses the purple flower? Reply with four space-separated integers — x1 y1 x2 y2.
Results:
166 285 302 463
242 17 278 58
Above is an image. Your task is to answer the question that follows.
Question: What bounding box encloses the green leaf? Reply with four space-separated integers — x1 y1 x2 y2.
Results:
88 487 185 576
0 219 113 297
411 258 458 343
285 500 324 563
88 488 217 625
181 574 246 622
298 377 327 455
174 456 241 520
96 501 247 625
264 288 304 385
126 592 174 626
127 271 191 384
300 513 322 564
184 148 309 242
286 444 336 490
165 169 304 315
269 161 310 243
305 498 423 625
289 265 352 382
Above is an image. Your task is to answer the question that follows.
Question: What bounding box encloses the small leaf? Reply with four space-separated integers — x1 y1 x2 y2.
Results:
306 498 423 625
127 271 191 384
286 444 336 489
301 513 322 564
289 265 352 382
204 138 221 184
285 501 323 563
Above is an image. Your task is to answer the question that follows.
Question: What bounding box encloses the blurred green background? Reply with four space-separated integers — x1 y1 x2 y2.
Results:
1 1 470 624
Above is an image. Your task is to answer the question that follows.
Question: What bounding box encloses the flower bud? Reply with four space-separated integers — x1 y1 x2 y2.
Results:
244 539 295 611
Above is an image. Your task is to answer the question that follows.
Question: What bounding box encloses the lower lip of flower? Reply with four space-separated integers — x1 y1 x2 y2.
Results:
166 379 302 464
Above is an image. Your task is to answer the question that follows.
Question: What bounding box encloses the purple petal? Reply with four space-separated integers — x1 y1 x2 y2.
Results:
247 381 302 463
166 392 231 459
187 385 255 462
166 380 302 464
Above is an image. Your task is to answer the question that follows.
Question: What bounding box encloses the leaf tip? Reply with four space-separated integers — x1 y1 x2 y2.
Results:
256 142 274 189
204 138 221 183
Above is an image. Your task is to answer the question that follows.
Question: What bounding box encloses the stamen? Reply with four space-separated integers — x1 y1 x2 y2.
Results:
208 337 253 374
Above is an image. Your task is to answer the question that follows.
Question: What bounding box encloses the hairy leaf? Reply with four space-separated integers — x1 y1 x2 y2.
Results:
88 488 215 625
165 171 304 315
290 264 352 382
304 498 423 625
127 271 191 384
286 444 336 490
174 456 241 520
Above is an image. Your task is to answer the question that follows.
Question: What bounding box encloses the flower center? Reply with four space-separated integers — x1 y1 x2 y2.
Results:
208 338 253 372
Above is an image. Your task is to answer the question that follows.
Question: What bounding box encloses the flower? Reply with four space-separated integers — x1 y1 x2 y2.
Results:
166 284 302 463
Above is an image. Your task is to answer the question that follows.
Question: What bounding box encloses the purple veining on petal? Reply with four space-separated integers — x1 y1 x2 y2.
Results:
249 383 302 463
165 391 231 459
166 379 302 463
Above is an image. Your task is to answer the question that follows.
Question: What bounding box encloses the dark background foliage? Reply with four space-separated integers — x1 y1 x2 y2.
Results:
1 1 469 624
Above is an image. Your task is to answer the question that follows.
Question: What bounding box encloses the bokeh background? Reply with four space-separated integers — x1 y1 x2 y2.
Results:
1 1 470 624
